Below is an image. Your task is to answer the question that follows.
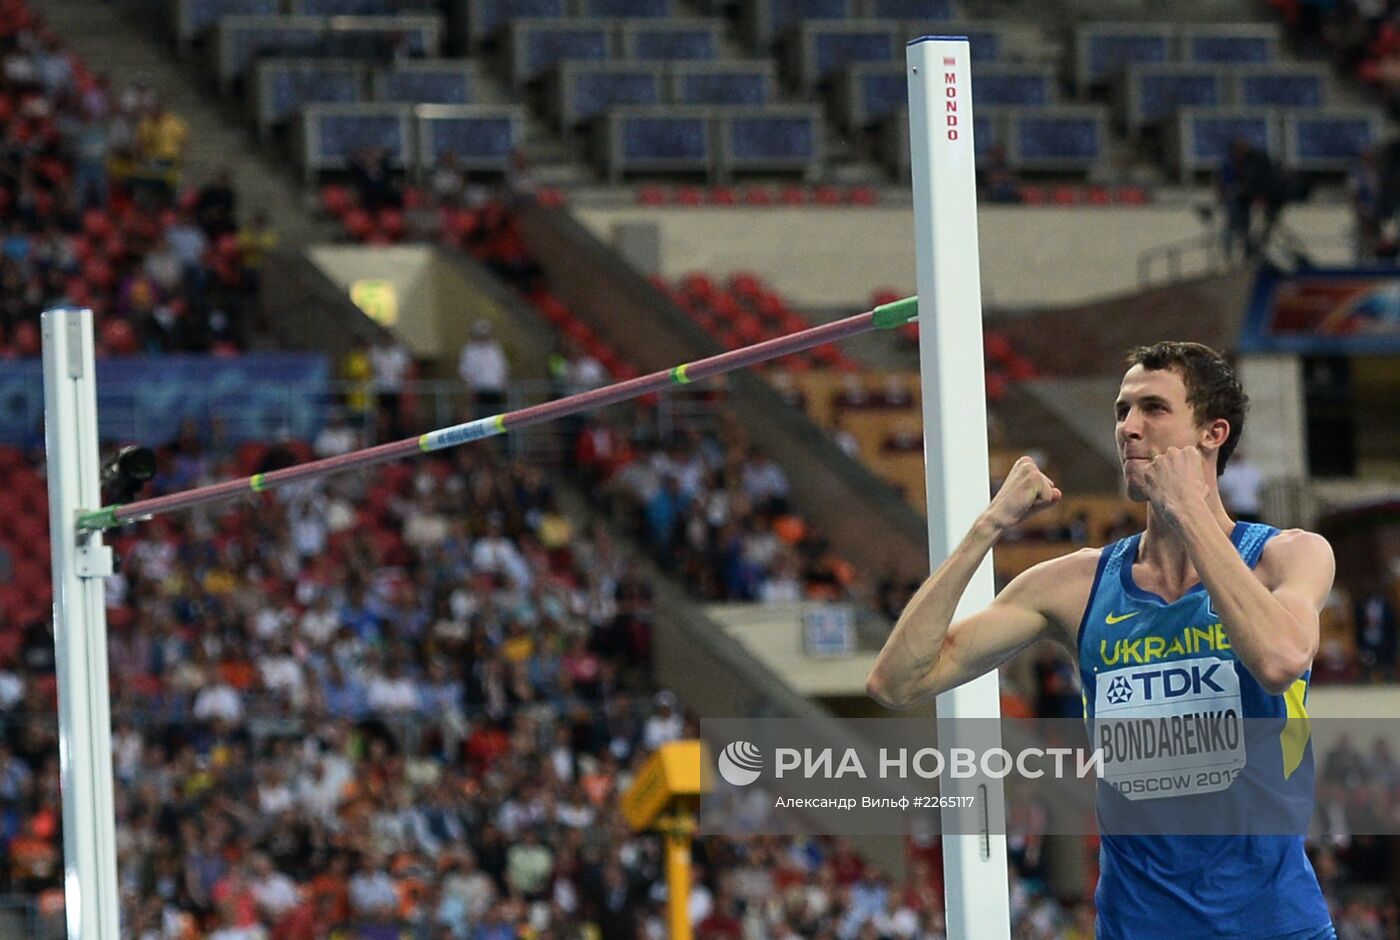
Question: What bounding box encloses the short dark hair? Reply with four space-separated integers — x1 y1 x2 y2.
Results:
1125 342 1248 476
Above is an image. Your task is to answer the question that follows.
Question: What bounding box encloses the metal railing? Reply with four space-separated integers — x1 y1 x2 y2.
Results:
90 377 732 460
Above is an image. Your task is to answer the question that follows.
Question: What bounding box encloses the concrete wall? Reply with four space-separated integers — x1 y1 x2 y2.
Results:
307 244 553 379
572 204 1355 309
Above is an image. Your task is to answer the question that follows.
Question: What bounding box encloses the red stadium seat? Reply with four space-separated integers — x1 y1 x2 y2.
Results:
100 318 138 355
848 186 878 206
378 208 406 241
321 184 353 218
742 185 772 206
674 186 705 206
344 209 373 241
81 207 113 241
638 185 667 206
813 185 843 206
12 321 39 357
708 187 737 206
1115 185 1149 206
778 185 806 205
1005 355 1038 380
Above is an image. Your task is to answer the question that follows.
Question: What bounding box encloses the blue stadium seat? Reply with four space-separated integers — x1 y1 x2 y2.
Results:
288 0 394 15
1283 111 1383 172
1005 106 1107 172
550 63 663 128
216 16 326 92
1075 24 1173 90
835 62 904 129
254 59 367 138
861 0 956 17
509 19 615 85
298 103 412 179
972 65 1055 107
173 0 279 49
1232 65 1328 108
879 106 1000 180
901 22 1002 62
669 62 775 106
321 15 442 59
415 105 523 171
793 21 900 89
1180 25 1278 64
579 0 675 16
1172 107 1277 179
744 0 854 48
619 20 723 60
373 61 477 105
461 0 568 50
1125 65 1226 131
599 106 714 181
718 106 823 180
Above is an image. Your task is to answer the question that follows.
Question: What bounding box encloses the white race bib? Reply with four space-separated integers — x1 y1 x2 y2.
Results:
1092 656 1246 801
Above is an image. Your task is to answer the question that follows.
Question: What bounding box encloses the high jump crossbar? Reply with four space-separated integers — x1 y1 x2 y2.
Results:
76 297 918 533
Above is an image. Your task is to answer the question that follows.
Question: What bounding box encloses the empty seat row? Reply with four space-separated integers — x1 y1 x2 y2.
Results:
1171 107 1383 178
784 19 1005 89
507 18 725 84
742 0 961 47
459 0 684 48
214 14 444 90
544 61 781 128
1122 63 1330 131
593 105 823 182
1076 22 1282 90
297 103 523 179
878 105 1110 178
254 58 480 136
174 0 438 47
835 62 1057 129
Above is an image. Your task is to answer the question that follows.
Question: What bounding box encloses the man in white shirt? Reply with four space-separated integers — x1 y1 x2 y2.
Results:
369 333 412 438
458 319 509 416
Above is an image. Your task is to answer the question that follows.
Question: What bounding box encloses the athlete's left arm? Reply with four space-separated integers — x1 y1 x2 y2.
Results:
1177 515 1333 696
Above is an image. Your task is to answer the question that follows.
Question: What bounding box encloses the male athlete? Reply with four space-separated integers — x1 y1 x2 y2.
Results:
866 342 1335 939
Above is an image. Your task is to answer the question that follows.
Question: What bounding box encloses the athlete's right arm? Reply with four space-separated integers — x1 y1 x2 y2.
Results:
865 457 1069 711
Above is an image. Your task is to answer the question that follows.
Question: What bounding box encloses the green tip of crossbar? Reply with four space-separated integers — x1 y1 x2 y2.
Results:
872 296 918 330
77 506 120 532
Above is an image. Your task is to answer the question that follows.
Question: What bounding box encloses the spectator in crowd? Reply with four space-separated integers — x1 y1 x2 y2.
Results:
1351 146 1385 260
1219 137 1279 260
368 331 412 440
457 318 509 417
348 147 401 212
1218 447 1265 523
133 100 188 205
1354 585 1396 680
196 169 238 237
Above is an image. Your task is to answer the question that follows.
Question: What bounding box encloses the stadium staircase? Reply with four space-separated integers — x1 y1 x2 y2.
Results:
30 0 333 244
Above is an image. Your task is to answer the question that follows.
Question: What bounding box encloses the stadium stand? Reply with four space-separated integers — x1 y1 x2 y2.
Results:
3 0 1400 934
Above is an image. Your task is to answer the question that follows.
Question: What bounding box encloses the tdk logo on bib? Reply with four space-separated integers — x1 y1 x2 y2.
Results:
1094 655 1246 801
1127 663 1225 700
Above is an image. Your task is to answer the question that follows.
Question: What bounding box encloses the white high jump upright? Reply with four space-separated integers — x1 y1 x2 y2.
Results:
42 307 121 940
906 37 1012 940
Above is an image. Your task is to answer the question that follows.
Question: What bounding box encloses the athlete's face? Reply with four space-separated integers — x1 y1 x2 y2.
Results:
1114 365 1220 502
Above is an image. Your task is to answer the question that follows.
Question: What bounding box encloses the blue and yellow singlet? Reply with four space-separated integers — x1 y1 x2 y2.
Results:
1077 522 1332 940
